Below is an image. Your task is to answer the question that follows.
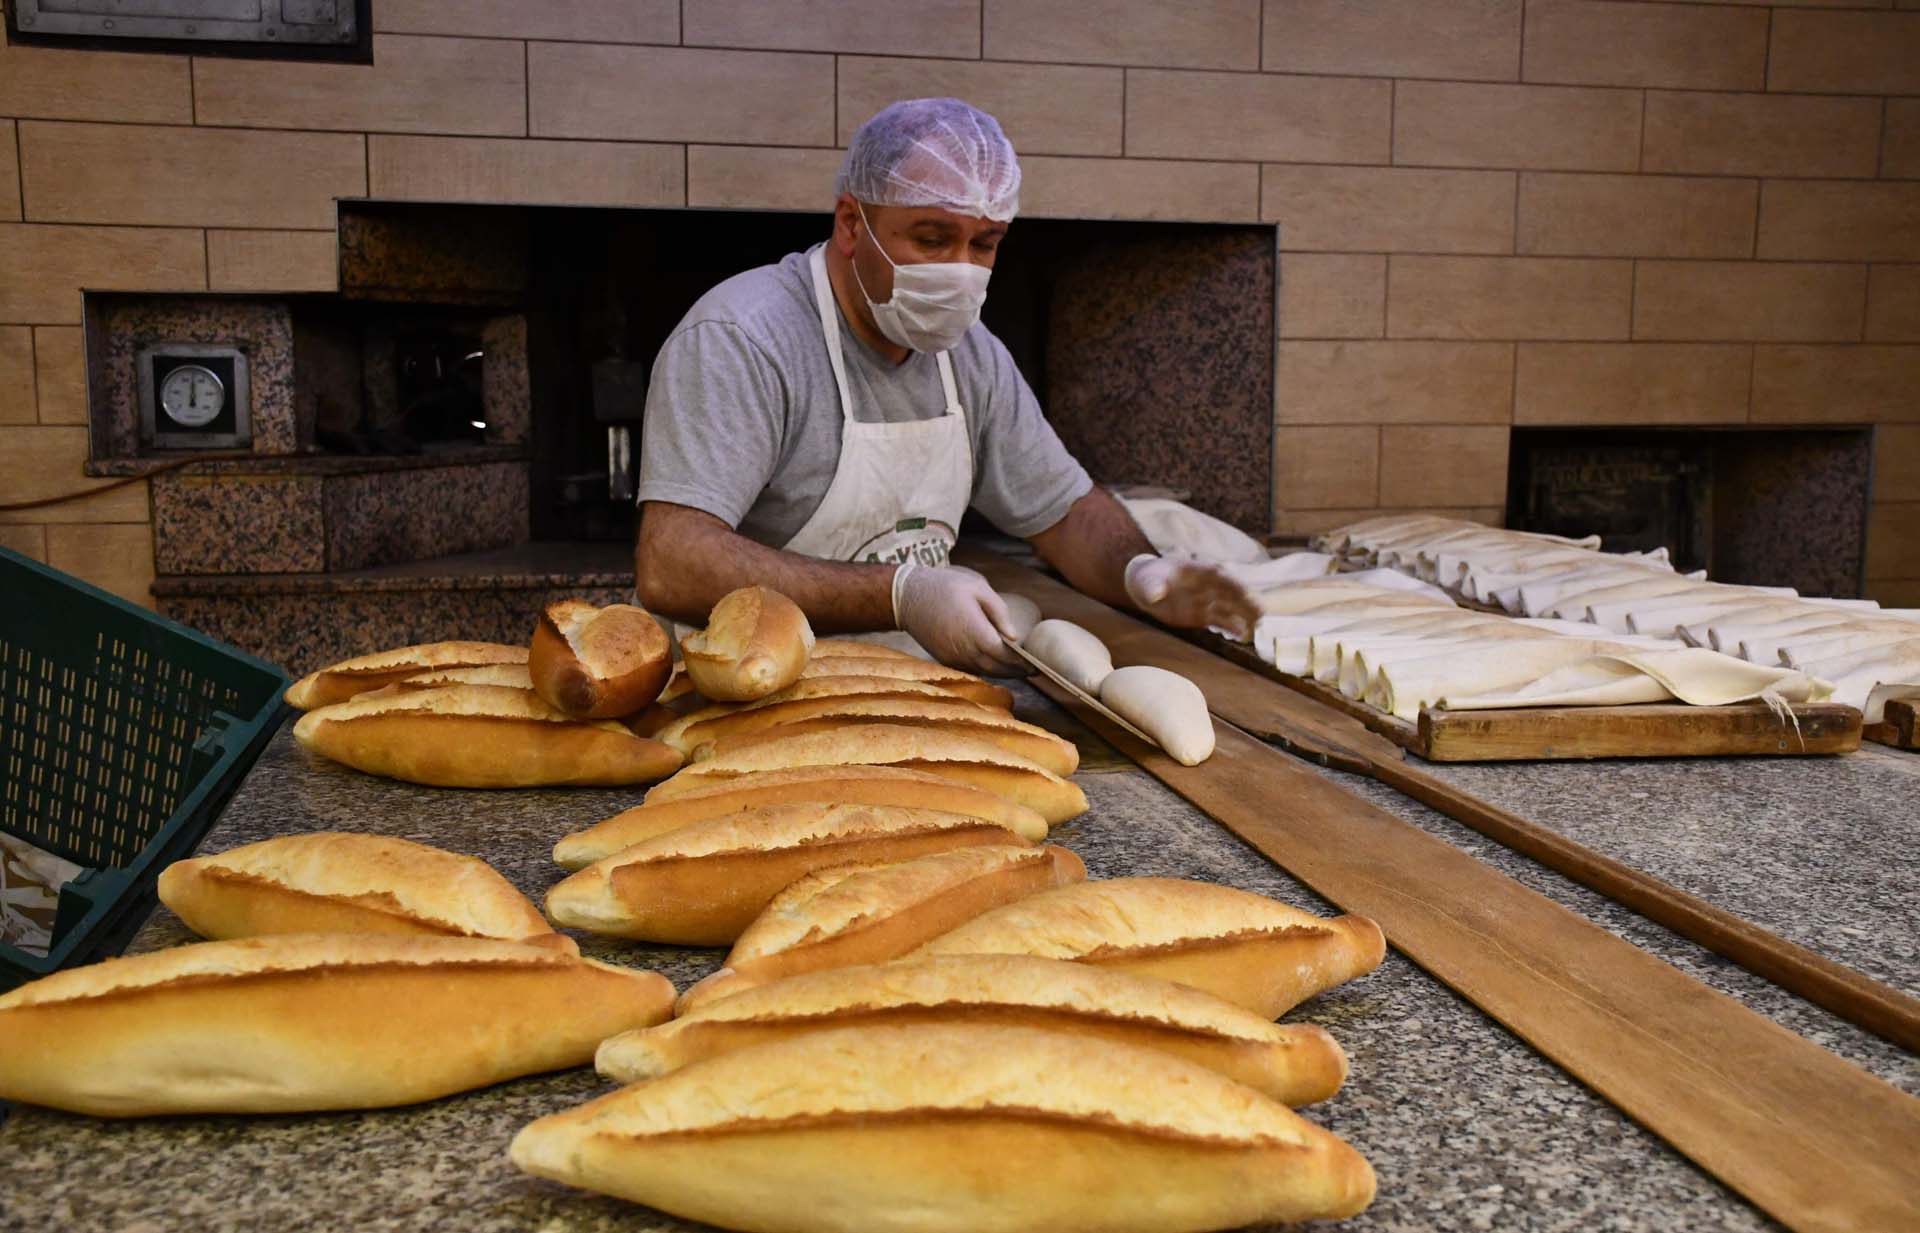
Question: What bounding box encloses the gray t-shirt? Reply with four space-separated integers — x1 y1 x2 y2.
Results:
637 243 1092 547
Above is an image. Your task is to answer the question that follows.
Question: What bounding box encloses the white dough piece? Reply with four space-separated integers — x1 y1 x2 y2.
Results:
999 593 1042 641
1099 666 1215 765
1370 639 1621 720
1022 620 1114 694
1119 497 1270 565
1777 628 1919 669
1220 552 1336 589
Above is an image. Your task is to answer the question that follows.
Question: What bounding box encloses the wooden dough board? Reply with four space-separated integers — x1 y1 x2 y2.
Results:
1863 699 1920 751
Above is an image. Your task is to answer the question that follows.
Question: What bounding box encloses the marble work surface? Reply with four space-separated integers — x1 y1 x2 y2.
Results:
4 683 1915 1232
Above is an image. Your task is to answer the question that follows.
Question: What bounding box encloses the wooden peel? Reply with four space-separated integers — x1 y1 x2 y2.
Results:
961 548 1920 1056
1035 678 1920 1233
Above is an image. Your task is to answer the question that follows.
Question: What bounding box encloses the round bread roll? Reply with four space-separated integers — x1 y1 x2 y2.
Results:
285 641 527 710
682 587 816 702
1023 619 1113 694
1099 665 1215 765
530 599 673 719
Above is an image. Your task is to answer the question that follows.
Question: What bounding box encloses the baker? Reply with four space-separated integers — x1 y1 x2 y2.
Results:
634 97 1257 673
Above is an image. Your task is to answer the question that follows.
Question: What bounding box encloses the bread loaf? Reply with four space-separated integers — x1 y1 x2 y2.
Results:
656 675 976 753
552 765 1048 870
675 845 1086 1013
691 697 1080 777
913 877 1386 1019
1099 665 1215 765
604 954 1348 1107
650 724 1087 824
1023 619 1113 694
158 832 574 953
394 663 534 691
682 587 815 702
529 599 672 718
0 934 673 1117
285 642 527 709
293 684 682 788
810 639 920 661
545 805 1039 945
795 656 1013 710
513 1023 1376 1232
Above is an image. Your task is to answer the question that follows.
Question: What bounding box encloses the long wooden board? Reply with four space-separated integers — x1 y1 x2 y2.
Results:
1863 698 1919 751
962 549 1920 1055
1033 676 1920 1233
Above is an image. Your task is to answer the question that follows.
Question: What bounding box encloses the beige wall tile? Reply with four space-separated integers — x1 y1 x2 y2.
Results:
1279 255 1386 339
1868 266 1920 343
1263 0 1520 81
1769 10 1920 94
370 136 683 208
1019 157 1259 222
1127 70 1390 164
1275 426 1379 509
1262 165 1513 254
688 0 977 56
985 0 1258 69
1393 81 1641 172
1524 0 1766 90
1388 257 1632 340
0 428 150 524
1379 426 1510 507
1875 425 1920 503
0 39 191 124
1273 505 1503 538
535 44 833 146
377 0 679 42
1757 182 1920 263
1865 502 1920 580
1752 346 1920 423
1 122 18 222
1276 341 1514 423
45 523 156 609
1888 101 1920 180
1517 173 1756 259
32 327 87 425
1514 343 1751 425
0 328 34 425
207 232 340 293
195 35 525 135
0 224 205 325
0 524 48 563
1643 92 1881 179
839 57 1120 156
19 122 363 229
1634 262 1865 342
688 146 843 211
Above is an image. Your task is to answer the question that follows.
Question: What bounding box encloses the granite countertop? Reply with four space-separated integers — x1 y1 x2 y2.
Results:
152 541 633 598
3 682 1914 1232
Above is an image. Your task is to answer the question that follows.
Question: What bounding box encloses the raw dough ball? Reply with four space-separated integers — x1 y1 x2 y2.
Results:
1023 620 1113 694
1099 666 1214 766
1000 593 1042 641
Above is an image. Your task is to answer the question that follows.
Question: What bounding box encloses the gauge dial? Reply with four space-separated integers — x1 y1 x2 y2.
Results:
159 364 227 428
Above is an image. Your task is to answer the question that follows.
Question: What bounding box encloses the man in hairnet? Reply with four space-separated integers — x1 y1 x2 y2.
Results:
634 97 1257 672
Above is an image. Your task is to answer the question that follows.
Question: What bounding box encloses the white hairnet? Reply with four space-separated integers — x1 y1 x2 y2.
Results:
834 98 1021 222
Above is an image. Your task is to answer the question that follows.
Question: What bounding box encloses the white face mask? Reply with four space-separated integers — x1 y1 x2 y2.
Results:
851 201 992 354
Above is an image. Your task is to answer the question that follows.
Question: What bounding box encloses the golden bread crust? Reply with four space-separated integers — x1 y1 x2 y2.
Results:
284 642 527 709
529 600 672 719
682 587 816 702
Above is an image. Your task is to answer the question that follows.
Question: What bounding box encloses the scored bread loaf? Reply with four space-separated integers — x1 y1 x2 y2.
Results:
285 642 527 709
682 587 816 702
552 765 1048 870
674 845 1087 1013
604 954 1348 1107
650 724 1087 824
393 662 535 691
656 675 978 754
513 1022 1376 1233
913 877 1386 1019
158 832 575 954
529 599 672 719
0 934 673 1117
545 807 1038 946
691 697 1080 777
794 656 1013 710
293 684 682 788
810 639 921 661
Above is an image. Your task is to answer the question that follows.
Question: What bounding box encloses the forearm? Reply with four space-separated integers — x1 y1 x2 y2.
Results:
635 502 896 632
1027 487 1155 611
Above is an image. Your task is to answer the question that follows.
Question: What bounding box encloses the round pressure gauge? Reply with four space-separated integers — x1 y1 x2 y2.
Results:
159 363 227 428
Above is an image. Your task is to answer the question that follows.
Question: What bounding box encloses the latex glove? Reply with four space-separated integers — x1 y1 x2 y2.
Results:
1124 554 1260 642
892 562 1027 676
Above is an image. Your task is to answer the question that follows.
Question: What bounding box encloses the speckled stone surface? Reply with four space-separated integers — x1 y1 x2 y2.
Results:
92 296 298 458
89 445 526 478
339 207 529 307
1714 431 1871 597
6 681 1910 1230
482 314 531 446
152 472 328 574
322 461 528 571
1044 228 1273 534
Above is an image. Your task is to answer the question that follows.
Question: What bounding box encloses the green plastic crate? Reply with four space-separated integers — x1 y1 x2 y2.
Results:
0 546 289 991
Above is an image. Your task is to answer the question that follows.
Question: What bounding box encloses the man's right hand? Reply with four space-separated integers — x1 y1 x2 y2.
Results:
892 562 1027 676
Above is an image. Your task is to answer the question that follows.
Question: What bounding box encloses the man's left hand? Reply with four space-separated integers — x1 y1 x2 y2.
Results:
1123 554 1259 642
